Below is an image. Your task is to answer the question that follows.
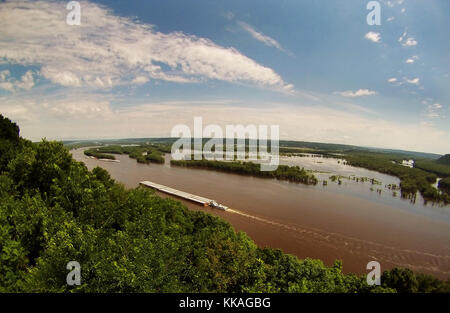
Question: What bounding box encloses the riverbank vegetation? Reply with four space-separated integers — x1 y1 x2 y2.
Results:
437 154 450 165
1 115 449 292
342 152 450 203
281 144 450 203
439 177 450 192
83 144 166 164
84 149 116 160
78 137 450 203
414 158 450 177
329 175 382 185
170 159 318 185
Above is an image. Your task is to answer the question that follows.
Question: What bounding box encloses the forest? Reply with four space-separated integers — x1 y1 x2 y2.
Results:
83 144 166 164
439 177 450 192
340 152 450 203
437 154 450 165
170 159 318 185
414 158 450 177
78 137 450 204
278 142 450 203
1 114 449 293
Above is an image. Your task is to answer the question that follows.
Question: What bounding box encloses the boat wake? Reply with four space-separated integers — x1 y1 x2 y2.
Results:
226 208 450 277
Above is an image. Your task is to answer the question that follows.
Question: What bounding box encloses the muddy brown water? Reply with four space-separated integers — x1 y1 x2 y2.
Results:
71 149 450 279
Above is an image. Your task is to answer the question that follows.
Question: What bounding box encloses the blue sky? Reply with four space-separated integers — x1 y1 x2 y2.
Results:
0 0 449 153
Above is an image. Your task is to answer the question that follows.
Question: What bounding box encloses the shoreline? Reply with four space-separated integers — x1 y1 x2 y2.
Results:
160 192 450 278
71 148 450 279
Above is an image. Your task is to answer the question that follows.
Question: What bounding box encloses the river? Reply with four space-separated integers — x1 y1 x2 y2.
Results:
71 148 450 279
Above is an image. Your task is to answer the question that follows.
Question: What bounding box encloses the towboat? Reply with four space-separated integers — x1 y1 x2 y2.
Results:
209 201 228 211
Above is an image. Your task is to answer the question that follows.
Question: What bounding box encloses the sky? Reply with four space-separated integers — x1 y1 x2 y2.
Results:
0 0 449 154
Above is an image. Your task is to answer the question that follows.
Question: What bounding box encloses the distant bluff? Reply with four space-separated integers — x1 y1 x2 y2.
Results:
437 154 450 165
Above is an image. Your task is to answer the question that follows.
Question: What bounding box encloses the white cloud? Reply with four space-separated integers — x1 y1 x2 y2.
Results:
420 100 445 119
426 103 444 119
131 76 150 85
406 77 420 85
0 70 35 92
387 77 398 83
0 0 292 93
0 92 114 122
401 8 406 13
48 99 113 119
405 56 419 64
386 16 395 22
0 70 10 81
389 77 422 87
19 71 35 89
334 101 376 115
238 21 284 51
385 0 404 8
364 31 381 43
4 94 450 154
403 37 418 46
0 82 15 93
334 89 377 97
41 70 81 87
398 31 418 47
425 112 439 118
282 84 295 94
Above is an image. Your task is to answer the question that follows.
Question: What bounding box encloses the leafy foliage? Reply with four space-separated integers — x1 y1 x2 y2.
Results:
84 145 165 164
342 152 449 203
0 115 24 173
84 149 116 160
171 159 318 185
0 115 448 293
439 177 450 192
437 154 450 166
414 159 450 178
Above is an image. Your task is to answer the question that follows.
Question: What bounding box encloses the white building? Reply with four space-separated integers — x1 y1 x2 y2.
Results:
401 159 414 168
